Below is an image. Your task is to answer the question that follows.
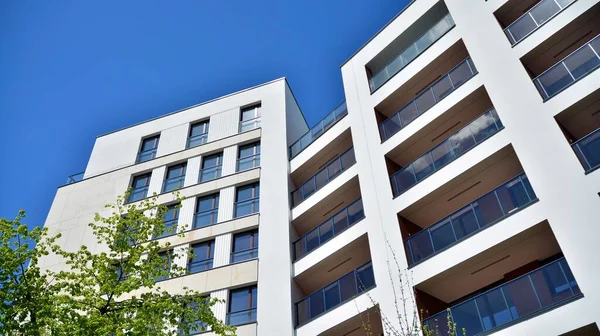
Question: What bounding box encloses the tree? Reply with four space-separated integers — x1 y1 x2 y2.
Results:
357 240 464 336
0 211 61 336
0 192 236 336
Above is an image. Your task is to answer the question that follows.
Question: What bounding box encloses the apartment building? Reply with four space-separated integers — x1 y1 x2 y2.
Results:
41 0 600 335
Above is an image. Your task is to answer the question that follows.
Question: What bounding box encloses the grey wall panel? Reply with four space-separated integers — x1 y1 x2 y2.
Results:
213 233 232 268
178 197 196 233
148 166 166 196
172 244 189 277
208 107 240 142
157 123 189 157
184 156 202 187
222 145 238 176
218 186 235 222
211 289 228 322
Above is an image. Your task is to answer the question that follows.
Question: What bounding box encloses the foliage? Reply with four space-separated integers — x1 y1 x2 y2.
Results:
0 191 236 336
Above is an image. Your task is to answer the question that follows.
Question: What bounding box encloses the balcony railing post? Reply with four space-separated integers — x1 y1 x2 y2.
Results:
557 261 576 295
493 190 506 216
528 274 544 309
589 43 600 59
472 298 486 332
528 11 539 26
427 229 435 252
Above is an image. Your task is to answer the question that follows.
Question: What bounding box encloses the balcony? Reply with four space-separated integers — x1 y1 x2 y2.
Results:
293 198 365 261
500 0 577 45
555 87 600 172
289 102 348 159
368 11 456 92
415 221 582 336
379 57 478 141
534 34 600 99
295 261 375 327
423 257 580 335
405 173 537 266
390 108 503 197
291 147 356 207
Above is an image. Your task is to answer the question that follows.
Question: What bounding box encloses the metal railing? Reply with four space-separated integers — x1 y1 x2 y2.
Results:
406 173 536 265
193 209 219 229
136 148 157 163
162 176 185 193
423 257 580 336
289 102 348 159
231 247 258 263
66 172 84 184
293 198 365 261
199 165 222 183
295 261 375 327
186 132 208 149
234 197 259 218
291 147 356 207
187 258 213 274
226 308 257 326
504 0 576 45
237 154 260 172
240 117 261 132
379 57 478 141
534 33 600 100
572 127 600 172
369 13 456 92
391 108 503 197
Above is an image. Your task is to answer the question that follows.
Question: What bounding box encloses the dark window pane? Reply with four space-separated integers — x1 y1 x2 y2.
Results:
474 192 504 226
308 291 325 318
452 300 484 335
449 127 476 156
559 260 581 295
430 219 456 252
415 89 436 112
320 220 334 244
392 166 416 195
324 283 341 310
305 229 320 253
503 275 541 319
475 288 512 331
564 46 600 80
530 263 573 307
451 206 479 239
296 300 309 325
398 102 419 128
339 272 357 302
431 140 456 170
382 114 402 139
408 230 434 263
333 210 349 233
413 154 435 182
432 76 453 101
471 111 499 143
496 179 530 214
356 264 375 291
347 200 364 223
448 60 473 87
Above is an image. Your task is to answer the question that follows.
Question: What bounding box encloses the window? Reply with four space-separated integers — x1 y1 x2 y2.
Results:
187 120 209 149
199 153 223 182
128 173 151 203
234 183 259 218
163 163 186 193
179 298 210 335
155 250 172 282
194 193 219 229
231 230 258 263
153 204 179 239
239 104 261 132
237 142 260 172
137 135 160 163
188 241 214 274
227 286 257 326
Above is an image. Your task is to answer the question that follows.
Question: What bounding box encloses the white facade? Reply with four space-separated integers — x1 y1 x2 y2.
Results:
42 0 600 335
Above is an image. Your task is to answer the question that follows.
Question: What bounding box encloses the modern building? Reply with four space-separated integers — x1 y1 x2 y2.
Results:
40 0 600 335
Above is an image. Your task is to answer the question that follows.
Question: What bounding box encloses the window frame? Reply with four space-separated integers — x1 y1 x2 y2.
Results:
187 120 210 149
137 135 160 163
193 193 220 229
237 142 261 172
128 173 152 203
199 152 223 182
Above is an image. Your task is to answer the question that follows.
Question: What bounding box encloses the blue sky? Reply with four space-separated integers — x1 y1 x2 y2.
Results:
0 0 409 228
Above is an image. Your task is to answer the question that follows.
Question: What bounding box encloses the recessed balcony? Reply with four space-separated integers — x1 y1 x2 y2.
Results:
520 3 600 100
416 222 582 336
555 87 600 173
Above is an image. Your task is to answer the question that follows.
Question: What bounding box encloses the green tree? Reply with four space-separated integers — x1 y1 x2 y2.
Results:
0 192 236 336
0 211 60 336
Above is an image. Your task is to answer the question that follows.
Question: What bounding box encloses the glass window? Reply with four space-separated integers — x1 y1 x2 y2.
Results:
179 299 209 334
153 204 179 239
155 250 172 281
235 183 260 217
228 286 257 326
240 104 261 132
187 121 209 148
163 163 186 192
237 142 261 171
138 135 160 163
199 153 223 182
194 193 219 229
188 241 214 274
231 230 258 263
128 173 151 203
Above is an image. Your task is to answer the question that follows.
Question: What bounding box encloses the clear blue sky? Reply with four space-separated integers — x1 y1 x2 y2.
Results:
0 0 409 228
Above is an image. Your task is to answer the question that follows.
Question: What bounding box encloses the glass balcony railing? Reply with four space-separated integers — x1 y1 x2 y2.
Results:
66 172 84 184
295 261 376 327
289 102 348 159
405 173 536 265
291 147 356 207
572 127 600 172
237 154 260 172
380 57 478 141
226 308 257 326
162 176 185 193
234 197 260 218
391 108 503 197
137 148 157 163
186 132 208 149
193 209 218 229
534 34 600 100
127 186 149 203
423 257 581 336
187 258 213 274
231 247 258 263
369 13 456 92
504 0 576 45
240 117 261 132
199 165 222 183
293 198 365 261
